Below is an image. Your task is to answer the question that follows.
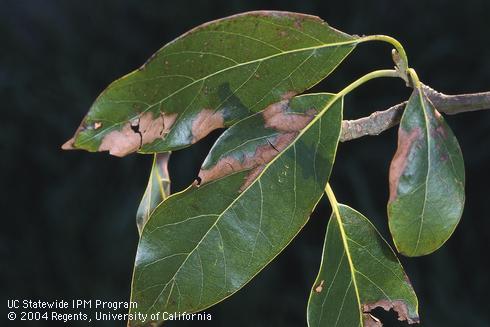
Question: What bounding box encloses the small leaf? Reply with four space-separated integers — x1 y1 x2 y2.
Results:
388 87 465 256
129 94 342 326
136 153 171 234
307 204 419 326
62 11 358 156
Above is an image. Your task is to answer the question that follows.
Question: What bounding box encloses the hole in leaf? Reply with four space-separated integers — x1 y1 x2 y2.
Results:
370 307 420 327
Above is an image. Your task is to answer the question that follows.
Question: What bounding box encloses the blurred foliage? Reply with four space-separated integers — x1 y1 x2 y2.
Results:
1 0 489 326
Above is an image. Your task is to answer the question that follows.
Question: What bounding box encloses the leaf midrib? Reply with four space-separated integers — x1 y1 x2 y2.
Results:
414 89 431 255
145 94 341 312
332 206 363 325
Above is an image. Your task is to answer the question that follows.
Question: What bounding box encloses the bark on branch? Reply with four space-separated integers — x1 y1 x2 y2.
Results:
340 84 490 142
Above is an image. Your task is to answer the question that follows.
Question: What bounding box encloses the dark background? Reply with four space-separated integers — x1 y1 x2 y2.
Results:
2 0 489 326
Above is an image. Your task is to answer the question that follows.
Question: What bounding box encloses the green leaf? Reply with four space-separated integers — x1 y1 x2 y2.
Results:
129 93 342 326
388 87 465 256
62 11 358 156
307 204 419 327
136 153 171 234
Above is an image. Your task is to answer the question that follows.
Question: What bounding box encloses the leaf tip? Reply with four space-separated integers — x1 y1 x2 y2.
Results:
61 137 76 151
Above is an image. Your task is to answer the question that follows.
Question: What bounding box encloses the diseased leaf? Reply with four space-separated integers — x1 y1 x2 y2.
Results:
62 11 358 156
388 87 465 256
198 96 320 185
307 204 419 327
136 153 171 234
129 94 342 326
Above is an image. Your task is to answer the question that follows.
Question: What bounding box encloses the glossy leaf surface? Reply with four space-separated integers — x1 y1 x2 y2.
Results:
62 11 357 156
308 204 419 327
130 94 342 325
136 153 171 234
388 88 465 256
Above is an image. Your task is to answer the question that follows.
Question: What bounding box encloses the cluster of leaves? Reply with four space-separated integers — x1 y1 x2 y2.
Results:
63 11 466 326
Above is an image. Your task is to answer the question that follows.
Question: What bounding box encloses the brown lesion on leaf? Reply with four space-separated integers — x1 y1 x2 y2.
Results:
388 127 422 203
363 314 382 327
314 280 324 293
191 109 225 144
263 99 317 132
63 111 178 157
197 99 317 189
198 132 297 187
61 139 76 151
100 111 178 157
362 300 419 325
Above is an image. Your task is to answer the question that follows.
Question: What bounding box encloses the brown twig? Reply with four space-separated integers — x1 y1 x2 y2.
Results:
340 84 490 142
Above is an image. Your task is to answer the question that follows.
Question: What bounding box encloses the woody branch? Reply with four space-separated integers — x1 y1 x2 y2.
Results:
340 84 490 142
